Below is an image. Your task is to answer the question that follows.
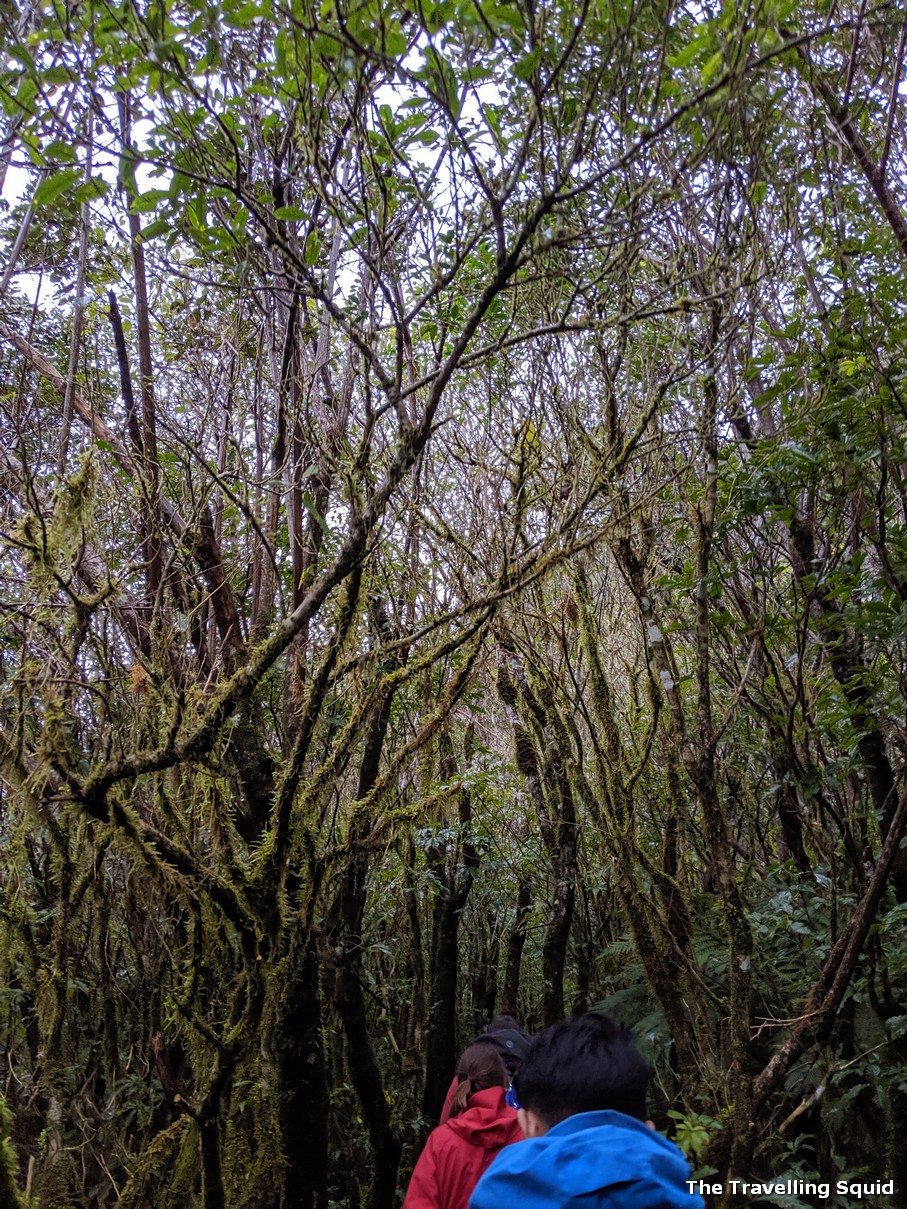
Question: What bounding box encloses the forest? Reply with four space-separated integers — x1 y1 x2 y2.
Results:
0 0 906 1205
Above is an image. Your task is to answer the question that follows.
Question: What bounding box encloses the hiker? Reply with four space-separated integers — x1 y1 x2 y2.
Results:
439 1015 531 1124
404 1043 523 1209
468 1013 704 1208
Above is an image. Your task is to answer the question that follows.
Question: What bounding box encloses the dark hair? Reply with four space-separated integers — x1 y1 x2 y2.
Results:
512 1013 649 1127
449 1043 508 1118
484 1015 522 1033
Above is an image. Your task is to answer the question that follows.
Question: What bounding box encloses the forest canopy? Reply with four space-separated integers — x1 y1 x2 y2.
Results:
1 0 907 1205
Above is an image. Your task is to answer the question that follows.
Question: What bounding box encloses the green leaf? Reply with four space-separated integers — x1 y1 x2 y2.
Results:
224 1 269 28
138 218 171 241
304 228 321 266
118 155 139 196
43 140 77 164
15 76 39 112
33 167 80 208
384 25 408 57
170 171 193 198
302 490 330 535
74 176 110 203
513 47 541 81
668 32 708 69
8 45 35 70
190 191 206 229
129 188 172 213
43 66 73 85
274 206 309 221
701 49 724 86
423 48 461 118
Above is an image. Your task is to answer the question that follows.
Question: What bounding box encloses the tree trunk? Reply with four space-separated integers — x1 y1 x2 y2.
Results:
501 882 531 1019
421 890 462 1128
420 740 477 1128
199 1118 225 1209
327 675 403 1209
276 936 331 1209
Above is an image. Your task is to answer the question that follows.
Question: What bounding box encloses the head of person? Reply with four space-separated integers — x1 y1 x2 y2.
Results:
474 1015 531 1076
449 1043 508 1118
511 1013 649 1137
484 1014 522 1033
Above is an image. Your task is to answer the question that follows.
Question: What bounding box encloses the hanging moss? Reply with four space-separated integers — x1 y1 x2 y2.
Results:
117 1116 195 1209
17 454 97 594
221 1067 285 1208
32 1121 77 1209
0 1093 33 1209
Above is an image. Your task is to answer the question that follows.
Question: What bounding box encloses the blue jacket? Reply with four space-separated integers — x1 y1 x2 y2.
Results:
468 1110 705 1209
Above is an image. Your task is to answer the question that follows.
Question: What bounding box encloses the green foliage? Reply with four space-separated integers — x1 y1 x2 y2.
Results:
0 1092 33 1209
668 1108 724 1166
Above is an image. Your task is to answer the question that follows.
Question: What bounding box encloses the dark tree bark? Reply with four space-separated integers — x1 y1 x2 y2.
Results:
420 739 478 1129
277 936 331 1209
497 649 577 1026
471 912 500 1033
501 881 531 1019
327 693 403 1209
199 1118 225 1209
420 885 465 1128
118 93 164 602
322 598 404 1208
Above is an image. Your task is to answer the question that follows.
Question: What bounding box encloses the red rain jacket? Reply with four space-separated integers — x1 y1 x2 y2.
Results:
403 1086 522 1209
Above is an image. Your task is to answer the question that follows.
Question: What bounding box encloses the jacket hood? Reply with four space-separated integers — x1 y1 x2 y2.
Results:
469 1110 702 1209
446 1086 522 1149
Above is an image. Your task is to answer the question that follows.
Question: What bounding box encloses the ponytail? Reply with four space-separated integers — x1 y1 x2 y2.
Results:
448 1044 507 1119
449 1076 474 1118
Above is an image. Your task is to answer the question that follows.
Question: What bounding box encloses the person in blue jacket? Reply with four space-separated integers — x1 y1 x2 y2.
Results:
468 1012 704 1209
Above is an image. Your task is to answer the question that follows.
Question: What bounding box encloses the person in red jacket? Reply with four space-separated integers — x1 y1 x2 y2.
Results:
439 1016 531 1124
404 1043 523 1209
